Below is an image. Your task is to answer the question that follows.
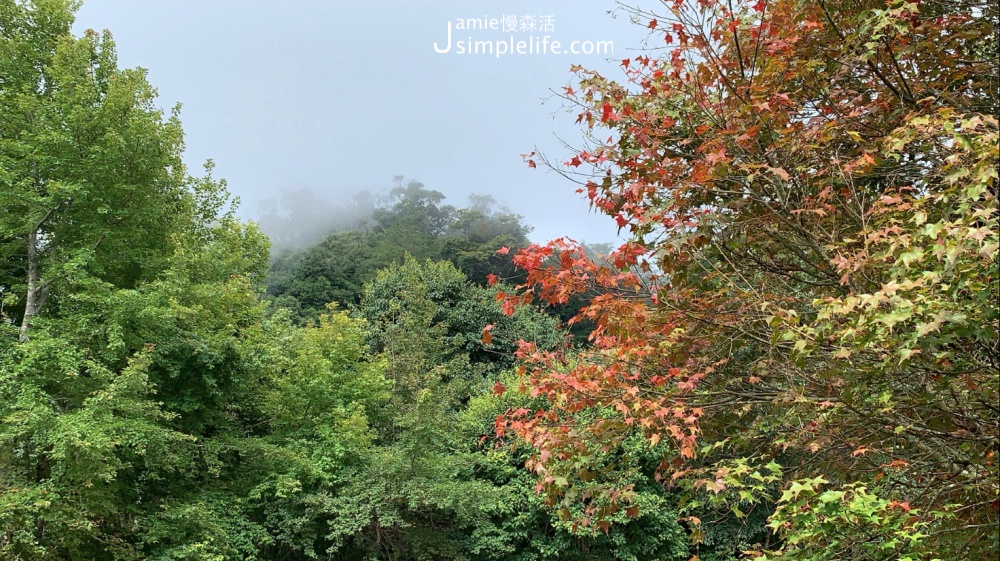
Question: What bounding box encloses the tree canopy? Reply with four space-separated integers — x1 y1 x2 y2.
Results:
500 1 998 559
1 0 996 560
267 181 534 323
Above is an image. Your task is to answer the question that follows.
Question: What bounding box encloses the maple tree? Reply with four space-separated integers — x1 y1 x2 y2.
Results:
500 0 998 558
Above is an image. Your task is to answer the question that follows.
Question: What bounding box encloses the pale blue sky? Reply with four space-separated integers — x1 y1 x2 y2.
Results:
72 1 652 244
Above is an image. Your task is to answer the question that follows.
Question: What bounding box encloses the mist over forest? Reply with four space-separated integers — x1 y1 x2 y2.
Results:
1 1 997 561
258 180 524 252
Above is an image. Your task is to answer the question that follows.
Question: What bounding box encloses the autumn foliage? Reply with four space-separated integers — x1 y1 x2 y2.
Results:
502 0 998 558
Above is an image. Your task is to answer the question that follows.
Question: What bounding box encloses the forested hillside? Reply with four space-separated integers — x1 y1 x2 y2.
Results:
2 1 996 560
264 181 533 323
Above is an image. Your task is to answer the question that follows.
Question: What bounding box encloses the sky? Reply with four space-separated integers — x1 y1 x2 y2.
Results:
72 1 654 245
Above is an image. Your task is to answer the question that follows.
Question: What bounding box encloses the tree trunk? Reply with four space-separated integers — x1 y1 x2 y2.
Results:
19 227 41 343
19 203 60 343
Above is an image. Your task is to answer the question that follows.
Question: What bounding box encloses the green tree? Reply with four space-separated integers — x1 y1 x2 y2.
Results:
233 307 388 560
441 194 533 286
0 0 191 342
323 260 494 560
0 4 386 559
358 257 561 370
0 204 274 559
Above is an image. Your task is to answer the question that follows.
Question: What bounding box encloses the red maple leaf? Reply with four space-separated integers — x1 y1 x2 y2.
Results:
705 147 727 164
601 102 615 123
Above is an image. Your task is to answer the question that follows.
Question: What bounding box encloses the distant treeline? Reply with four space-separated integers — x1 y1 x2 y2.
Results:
262 180 533 322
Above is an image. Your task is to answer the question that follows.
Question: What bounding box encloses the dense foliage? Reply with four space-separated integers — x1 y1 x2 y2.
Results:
0 3 700 559
2 0 995 560
500 1 998 560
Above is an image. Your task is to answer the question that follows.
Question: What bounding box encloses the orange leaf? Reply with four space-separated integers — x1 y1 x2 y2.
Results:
768 167 791 181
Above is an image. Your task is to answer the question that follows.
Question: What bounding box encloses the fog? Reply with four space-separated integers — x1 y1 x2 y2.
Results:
257 187 376 251
72 1 652 247
258 181 527 252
